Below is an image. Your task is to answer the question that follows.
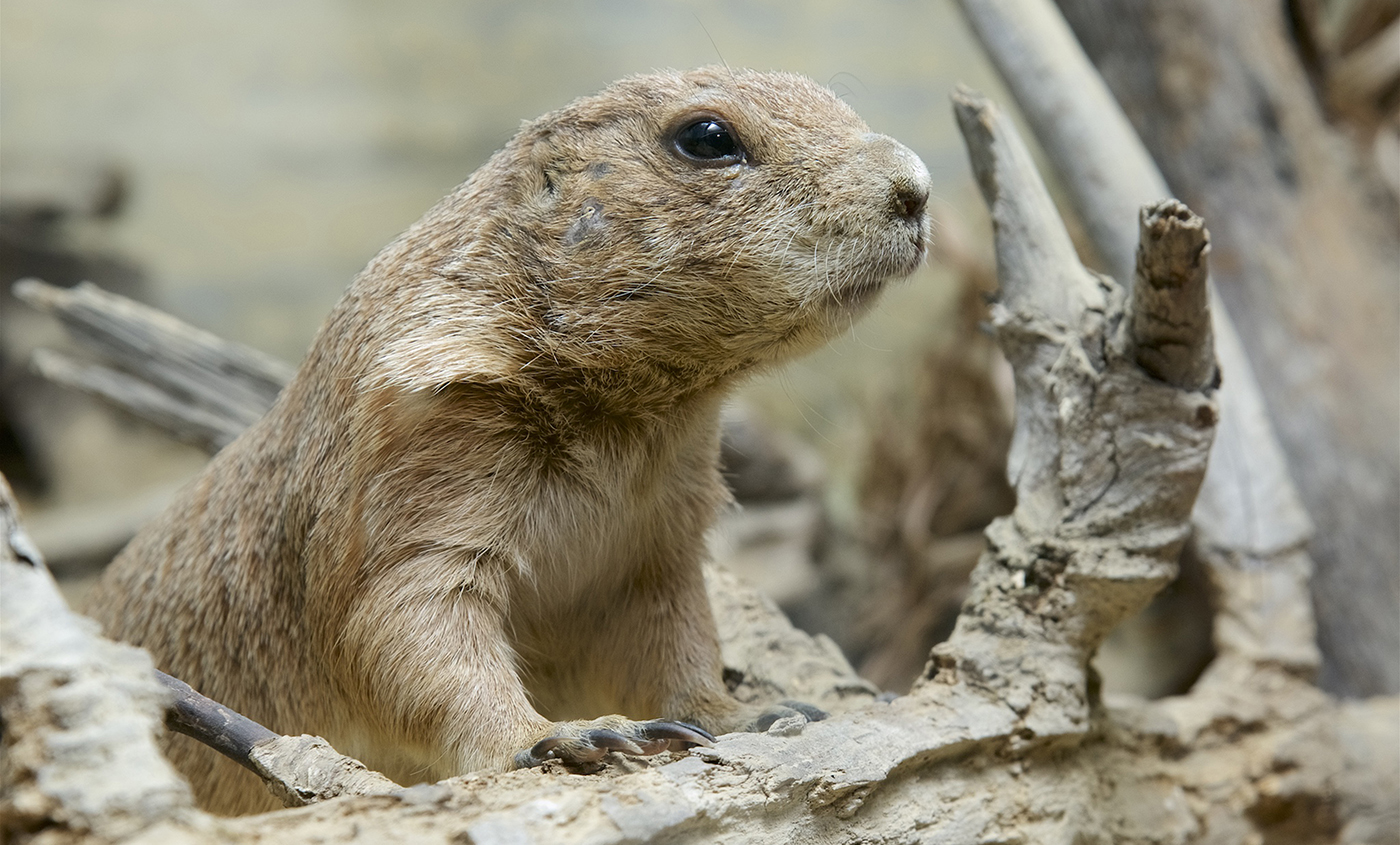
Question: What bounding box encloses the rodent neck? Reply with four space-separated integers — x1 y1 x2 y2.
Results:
520 356 735 433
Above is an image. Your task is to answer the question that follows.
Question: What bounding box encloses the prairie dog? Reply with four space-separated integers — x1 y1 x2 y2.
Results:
86 67 931 815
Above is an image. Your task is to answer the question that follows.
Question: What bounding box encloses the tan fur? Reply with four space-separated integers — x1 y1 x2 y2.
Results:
84 67 931 815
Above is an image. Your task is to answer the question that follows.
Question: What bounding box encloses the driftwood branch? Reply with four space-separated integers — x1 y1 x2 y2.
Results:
919 91 1216 743
954 0 1323 677
12 279 292 452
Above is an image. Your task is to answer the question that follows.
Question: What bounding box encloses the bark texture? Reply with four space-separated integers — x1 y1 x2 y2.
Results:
1054 0 1400 698
0 476 200 843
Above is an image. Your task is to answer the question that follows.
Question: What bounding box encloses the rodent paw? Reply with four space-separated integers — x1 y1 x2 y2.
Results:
746 699 829 733
514 717 715 769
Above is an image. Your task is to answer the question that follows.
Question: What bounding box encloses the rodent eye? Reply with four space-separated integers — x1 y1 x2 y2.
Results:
673 118 744 165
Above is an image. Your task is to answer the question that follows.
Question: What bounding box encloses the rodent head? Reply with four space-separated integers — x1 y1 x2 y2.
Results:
368 68 930 400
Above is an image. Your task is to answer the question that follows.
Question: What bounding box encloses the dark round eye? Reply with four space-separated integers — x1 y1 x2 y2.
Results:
673 118 744 164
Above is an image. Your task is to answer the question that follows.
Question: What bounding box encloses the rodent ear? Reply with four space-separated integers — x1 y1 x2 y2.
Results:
517 128 566 203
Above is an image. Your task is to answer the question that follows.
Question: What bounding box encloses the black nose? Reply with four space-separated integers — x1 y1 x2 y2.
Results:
893 178 928 222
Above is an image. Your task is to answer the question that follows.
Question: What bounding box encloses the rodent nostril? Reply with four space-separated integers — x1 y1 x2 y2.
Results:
893 181 929 221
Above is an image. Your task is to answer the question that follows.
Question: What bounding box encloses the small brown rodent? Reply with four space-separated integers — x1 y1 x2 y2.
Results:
86 67 930 815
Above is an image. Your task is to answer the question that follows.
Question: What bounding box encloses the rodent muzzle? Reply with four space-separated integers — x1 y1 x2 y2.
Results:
863 132 931 226
873 136 933 276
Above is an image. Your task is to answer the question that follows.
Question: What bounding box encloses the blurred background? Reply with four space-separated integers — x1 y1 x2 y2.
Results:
0 0 1222 699
1 0 1003 505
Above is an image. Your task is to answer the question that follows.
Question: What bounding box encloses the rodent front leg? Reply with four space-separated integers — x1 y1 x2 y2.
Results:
564 564 829 737
333 551 710 777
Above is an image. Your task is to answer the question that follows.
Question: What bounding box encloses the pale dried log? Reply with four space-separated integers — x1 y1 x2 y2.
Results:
921 90 1216 739
955 0 1324 677
1053 0 1399 696
0 474 199 842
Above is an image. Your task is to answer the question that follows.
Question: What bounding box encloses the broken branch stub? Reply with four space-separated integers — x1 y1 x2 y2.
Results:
1130 202 1216 392
920 91 1218 739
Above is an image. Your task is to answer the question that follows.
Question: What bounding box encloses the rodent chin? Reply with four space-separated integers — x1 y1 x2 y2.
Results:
829 275 893 311
820 235 929 312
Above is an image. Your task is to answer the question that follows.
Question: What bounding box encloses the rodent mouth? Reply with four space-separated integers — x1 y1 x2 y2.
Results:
830 232 926 308
798 216 927 314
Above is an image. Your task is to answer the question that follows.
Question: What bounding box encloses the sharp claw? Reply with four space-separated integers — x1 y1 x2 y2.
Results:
518 739 569 767
586 729 645 756
518 718 717 769
638 720 716 747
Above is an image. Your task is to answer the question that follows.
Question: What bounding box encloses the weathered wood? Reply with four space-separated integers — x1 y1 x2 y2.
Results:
921 92 1216 743
954 0 1325 681
1054 0 1400 697
1130 202 1215 392
0 474 198 842
244 735 399 809
13 279 292 451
